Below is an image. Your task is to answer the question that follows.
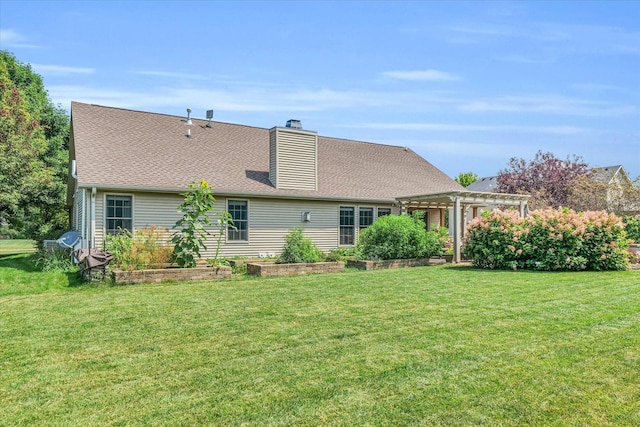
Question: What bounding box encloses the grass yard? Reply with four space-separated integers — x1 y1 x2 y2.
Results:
0 239 35 255
1 254 639 426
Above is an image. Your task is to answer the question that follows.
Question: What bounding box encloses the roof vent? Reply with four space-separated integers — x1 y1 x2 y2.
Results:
206 110 213 128
286 119 302 130
186 108 192 125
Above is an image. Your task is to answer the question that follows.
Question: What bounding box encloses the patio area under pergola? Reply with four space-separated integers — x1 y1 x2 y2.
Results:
396 191 531 263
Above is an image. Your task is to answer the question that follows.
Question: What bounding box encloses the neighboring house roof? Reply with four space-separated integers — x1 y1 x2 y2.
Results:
590 165 630 184
70 102 465 202
466 176 498 192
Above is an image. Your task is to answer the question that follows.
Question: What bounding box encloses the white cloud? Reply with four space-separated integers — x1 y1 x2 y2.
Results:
443 22 640 55
32 64 95 76
48 82 637 121
497 54 555 64
135 70 207 80
570 83 624 93
381 69 460 81
345 122 589 135
458 95 638 117
0 29 39 48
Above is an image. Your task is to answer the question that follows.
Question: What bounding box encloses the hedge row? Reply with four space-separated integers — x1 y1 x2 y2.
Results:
464 208 630 271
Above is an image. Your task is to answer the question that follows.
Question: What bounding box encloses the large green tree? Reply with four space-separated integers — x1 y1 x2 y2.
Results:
0 51 69 240
454 171 478 188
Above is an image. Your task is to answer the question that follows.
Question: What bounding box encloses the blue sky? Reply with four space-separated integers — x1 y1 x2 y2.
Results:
2 1 639 179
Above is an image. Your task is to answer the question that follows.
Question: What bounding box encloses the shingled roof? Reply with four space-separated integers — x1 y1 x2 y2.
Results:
70 102 464 202
590 165 628 184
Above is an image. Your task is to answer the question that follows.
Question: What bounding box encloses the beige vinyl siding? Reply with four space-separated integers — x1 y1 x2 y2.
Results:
72 189 84 234
269 131 277 186
269 127 317 191
93 190 397 258
225 198 336 257
134 192 183 239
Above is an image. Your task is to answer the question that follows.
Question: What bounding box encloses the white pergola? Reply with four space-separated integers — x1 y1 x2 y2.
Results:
396 191 531 263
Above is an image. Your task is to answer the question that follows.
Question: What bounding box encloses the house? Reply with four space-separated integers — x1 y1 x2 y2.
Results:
590 165 639 215
467 176 498 193
591 165 630 185
67 102 528 262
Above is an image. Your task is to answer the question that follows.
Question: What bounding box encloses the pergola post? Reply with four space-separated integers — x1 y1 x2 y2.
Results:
520 200 527 217
453 196 461 263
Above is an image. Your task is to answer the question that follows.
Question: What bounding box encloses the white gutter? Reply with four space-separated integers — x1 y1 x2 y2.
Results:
81 189 87 249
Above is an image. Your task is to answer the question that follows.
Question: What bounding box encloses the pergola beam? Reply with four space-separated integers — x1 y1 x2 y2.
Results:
396 190 530 263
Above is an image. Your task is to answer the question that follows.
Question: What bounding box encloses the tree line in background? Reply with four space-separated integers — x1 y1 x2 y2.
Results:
456 151 640 216
0 51 70 242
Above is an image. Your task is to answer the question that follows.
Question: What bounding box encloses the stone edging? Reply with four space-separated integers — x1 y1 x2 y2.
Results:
346 258 443 271
247 261 344 277
112 265 232 284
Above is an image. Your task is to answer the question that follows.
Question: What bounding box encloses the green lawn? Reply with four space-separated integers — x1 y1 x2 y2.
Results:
0 239 35 255
1 255 639 426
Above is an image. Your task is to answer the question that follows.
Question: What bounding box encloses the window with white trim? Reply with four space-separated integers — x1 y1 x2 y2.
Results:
377 207 391 218
228 200 248 241
340 206 355 245
359 207 374 230
106 195 132 235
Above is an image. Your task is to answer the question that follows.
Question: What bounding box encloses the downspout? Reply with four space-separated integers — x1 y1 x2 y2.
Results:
81 190 87 249
91 187 96 249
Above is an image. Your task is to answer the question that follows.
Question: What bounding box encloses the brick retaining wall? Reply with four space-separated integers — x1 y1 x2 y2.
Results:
247 262 344 277
346 258 441 270
113 266 232 284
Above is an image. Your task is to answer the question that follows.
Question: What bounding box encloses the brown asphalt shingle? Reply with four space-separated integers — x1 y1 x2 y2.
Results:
71 102 464 201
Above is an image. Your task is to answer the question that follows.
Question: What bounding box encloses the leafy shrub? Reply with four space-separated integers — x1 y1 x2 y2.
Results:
34 247 77 272
104 229 134 269
462 210 523 269
172 180 217 268
105 226 172 271
436 226 451 254
624 216 640 243
464 208 629 271
231 263 247 275
357 214 442 260
277 228 322 264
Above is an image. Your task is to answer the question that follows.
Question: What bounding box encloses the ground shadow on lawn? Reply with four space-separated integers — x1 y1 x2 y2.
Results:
0 253 40 272
0 253 86 288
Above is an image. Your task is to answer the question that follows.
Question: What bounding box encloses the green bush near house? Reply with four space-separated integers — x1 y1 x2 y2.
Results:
624 215 640 243
171 180 217 268
105 226 173 271
34 247 77 273
277 228 322 264
357 213 442 260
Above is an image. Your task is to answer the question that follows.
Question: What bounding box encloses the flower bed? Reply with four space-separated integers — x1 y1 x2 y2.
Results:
112 265 231 284
346 258 440 271
247 262 344 277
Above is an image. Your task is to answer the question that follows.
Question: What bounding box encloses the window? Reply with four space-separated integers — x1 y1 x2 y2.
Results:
106 195 132 235
359 207 374 230
377 208 391 218
340 206 355 245
228 200 248 241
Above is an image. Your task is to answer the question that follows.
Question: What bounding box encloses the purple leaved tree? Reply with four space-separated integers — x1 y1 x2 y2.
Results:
496 151 589 210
